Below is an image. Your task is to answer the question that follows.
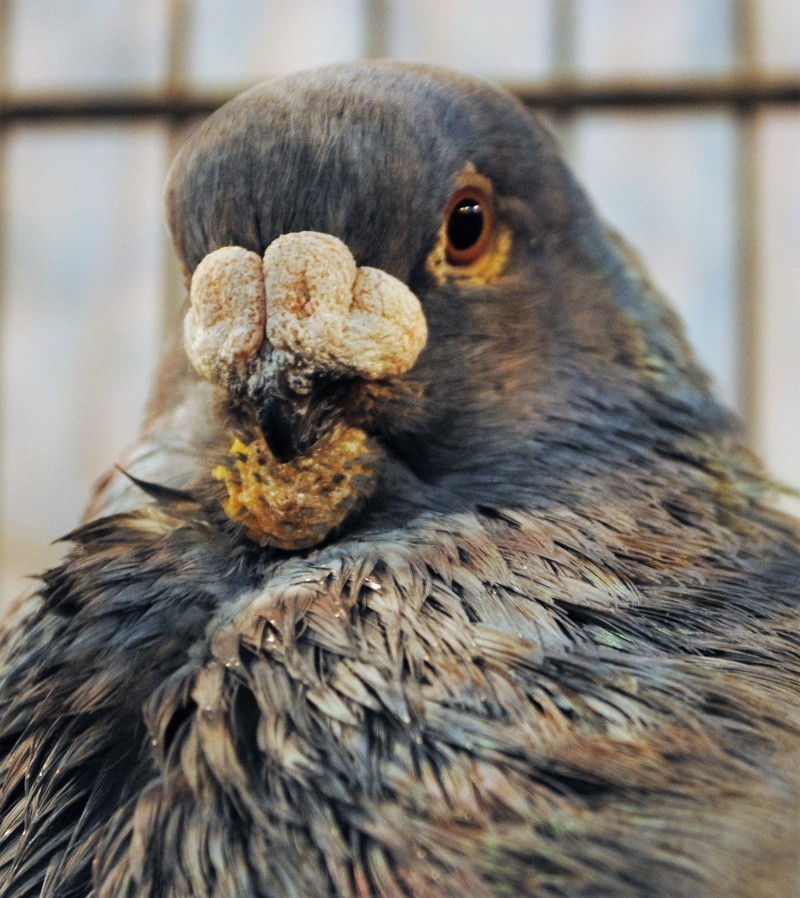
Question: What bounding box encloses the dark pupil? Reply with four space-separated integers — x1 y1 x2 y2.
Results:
448 199 484 251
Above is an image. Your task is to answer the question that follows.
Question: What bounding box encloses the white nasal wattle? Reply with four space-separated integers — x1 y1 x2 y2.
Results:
184 232 427 387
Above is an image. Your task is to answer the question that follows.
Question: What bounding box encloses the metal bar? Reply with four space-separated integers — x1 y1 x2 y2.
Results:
161 0 195 336
363 0 392 59
0 0 12 597
549 0 578 154
732 0 760 437
513 75 800 110
551 0 576 71
165 0 192 91
0 75 799 123
734 111 759 433
0 89 234 122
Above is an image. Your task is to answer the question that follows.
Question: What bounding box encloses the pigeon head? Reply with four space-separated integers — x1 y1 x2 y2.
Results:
164 61 732 550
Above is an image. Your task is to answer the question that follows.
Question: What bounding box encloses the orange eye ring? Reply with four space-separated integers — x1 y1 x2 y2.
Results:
444 184 494 266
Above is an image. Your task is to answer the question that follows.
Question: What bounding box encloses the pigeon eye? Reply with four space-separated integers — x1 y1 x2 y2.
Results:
444 186 494 265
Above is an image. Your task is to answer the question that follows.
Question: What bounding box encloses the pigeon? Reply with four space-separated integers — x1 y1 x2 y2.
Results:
1 60 799 898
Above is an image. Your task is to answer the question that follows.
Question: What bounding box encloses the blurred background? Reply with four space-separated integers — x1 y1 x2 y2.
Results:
0 0 798 606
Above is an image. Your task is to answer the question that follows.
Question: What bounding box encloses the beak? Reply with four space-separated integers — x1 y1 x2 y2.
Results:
256 394 306 463
255 373 349 463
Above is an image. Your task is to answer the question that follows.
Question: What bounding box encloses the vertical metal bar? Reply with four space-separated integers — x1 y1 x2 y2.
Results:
732 0 760 436
363 0 392 59
550 0 577 156
165 0 192 90
0 0 13 606
161 0 194 337
552 0 576 78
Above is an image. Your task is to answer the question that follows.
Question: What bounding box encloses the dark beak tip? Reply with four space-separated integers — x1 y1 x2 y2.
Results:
253 373 352 463
257 402 302 463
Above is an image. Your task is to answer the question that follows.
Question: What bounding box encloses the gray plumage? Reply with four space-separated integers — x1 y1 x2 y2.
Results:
1 61 800 898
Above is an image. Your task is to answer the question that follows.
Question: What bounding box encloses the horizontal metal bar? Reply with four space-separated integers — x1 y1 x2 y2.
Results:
0 75 799 123
0 88 232 122
513 74 800 110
